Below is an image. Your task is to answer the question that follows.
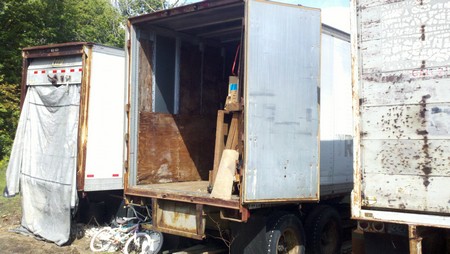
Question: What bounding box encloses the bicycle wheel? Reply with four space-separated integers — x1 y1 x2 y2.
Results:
147 230 163 253
124 232 152 254
90 227 114 252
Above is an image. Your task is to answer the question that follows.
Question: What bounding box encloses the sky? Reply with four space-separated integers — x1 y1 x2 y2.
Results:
182 0 351 33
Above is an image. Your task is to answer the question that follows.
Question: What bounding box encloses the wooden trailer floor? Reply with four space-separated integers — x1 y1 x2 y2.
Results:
126 181 240 209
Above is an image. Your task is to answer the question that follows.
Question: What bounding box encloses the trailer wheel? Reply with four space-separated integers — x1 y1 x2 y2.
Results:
266 213 306 254
305 206 342 254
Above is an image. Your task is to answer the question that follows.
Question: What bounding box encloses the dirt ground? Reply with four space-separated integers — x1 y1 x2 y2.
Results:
0 209 93 254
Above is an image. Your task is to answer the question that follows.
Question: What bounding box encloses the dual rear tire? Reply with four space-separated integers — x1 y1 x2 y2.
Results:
265 207 342 254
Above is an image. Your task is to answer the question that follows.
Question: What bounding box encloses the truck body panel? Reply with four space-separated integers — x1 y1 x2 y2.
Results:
351 0 450 227
243 0 321 202
83 45 126 191
125 0 352 239
21 42 126 192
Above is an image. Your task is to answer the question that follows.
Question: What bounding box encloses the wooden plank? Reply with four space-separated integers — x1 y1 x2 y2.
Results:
210 110 226 189
225 113 239 149
210 149 239 200
230 114 239 151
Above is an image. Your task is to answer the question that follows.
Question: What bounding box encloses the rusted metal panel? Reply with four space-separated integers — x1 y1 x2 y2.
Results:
22 42 91 51
22 42 88 59
154 199 206 239
137 113 214 184
128 0 243 25
352 0 450 225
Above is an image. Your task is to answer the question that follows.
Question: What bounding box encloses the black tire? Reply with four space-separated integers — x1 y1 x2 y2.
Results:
305 206 342 254
266 213 306 254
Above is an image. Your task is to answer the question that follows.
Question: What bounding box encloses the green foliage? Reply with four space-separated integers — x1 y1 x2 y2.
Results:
0 0 187 162
0 0 129 161
0 82 20 160
114 0 186 17
0 156 22 218
0 0 126 85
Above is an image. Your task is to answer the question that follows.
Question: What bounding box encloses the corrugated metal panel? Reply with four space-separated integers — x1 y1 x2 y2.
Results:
353 0 450 218
243 0 321 202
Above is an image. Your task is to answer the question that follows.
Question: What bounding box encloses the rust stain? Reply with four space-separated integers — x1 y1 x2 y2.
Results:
362 73 405 84
417 94 432 187
420 25 425 41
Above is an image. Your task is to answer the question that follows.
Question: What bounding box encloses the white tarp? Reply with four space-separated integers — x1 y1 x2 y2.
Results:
4 84 80 245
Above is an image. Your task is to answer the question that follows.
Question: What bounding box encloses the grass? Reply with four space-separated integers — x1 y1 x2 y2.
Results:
0 159 21 218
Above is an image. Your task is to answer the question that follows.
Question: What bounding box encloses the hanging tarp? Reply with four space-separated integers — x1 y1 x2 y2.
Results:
5 84 80 245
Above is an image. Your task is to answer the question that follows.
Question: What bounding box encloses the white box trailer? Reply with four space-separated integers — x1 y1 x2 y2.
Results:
351 0 450 253
5 42 126 244
125 0 352 252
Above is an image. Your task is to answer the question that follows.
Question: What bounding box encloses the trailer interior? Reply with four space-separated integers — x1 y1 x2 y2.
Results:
125 0 325 239
126 1 247 231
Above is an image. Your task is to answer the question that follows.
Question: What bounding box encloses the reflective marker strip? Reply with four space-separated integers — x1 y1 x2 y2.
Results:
32 68 82 74
112 174 120 177
87 174 94 178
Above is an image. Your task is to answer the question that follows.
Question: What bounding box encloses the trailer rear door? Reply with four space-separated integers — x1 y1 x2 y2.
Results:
243 0 321 203
354 0 450 216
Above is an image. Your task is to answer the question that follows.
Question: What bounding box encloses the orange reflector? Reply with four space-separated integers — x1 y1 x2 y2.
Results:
34 71 38 74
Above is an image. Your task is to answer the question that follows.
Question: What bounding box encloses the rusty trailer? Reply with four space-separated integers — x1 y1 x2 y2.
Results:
125 0 353 251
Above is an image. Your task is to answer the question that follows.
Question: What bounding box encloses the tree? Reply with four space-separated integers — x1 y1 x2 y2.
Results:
0 80 20 161
0 0 126 161
113 0 186 17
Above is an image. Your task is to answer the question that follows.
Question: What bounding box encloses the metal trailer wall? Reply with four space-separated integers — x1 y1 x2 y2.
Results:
320 26 353 197
351 0 450 228
242 0 321 203
83 45 126 191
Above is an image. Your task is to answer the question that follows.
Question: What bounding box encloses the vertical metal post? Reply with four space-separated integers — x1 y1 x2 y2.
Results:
408 225 422 254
